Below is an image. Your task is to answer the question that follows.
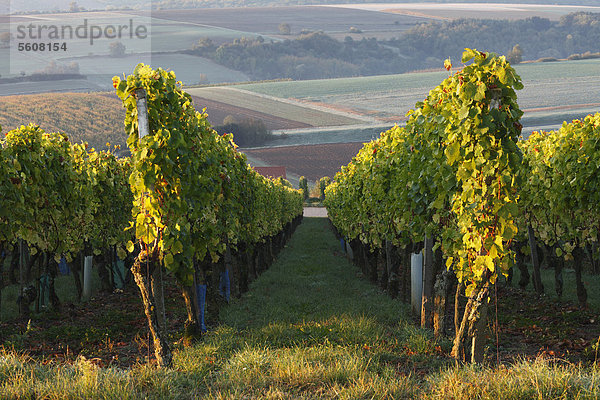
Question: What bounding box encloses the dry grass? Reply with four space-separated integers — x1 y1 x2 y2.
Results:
0 92 126 150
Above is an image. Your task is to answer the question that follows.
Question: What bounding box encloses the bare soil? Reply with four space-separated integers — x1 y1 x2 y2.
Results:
243 142 365 182
0 277 187 368
191 95 311 130
491 285 599 365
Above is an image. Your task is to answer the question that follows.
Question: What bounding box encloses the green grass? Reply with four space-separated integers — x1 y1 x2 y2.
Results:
221 219 408 327
425 359 600 399
513 264 600 311
237 71 448 100
236 59 600 132
237 59 600 102
1 218 599 399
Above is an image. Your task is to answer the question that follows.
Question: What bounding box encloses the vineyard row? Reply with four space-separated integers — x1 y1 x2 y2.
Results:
325 49 600 363
0 64 304 367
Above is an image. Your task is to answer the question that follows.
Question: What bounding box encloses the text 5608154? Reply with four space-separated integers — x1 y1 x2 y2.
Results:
17 42 67 52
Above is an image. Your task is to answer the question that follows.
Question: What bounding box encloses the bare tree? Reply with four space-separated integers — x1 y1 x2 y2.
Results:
109 41 126 57
507 44 523 64
278 23 291 35
0 32 11 48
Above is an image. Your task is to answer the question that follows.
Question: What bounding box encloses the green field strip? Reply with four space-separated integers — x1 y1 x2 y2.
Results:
236 58 600 126
237 71 447 99
238 59 600 101
186 87 365 127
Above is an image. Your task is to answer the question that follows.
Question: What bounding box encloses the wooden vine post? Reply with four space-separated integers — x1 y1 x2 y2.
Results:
527 224 544 295
136 88 168 334
129 87 173 368
421 235 434 328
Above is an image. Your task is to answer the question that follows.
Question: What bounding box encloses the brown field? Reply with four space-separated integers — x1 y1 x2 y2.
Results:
190 95 310 130
0 91 327 153
0 92 126 150
188 87 366 127
243 142 365 182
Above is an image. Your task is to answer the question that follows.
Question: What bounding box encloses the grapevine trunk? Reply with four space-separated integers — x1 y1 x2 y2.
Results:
131 251 172 368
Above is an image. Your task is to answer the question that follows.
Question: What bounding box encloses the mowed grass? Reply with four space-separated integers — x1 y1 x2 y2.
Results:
1 218 599 399
186 87 366 127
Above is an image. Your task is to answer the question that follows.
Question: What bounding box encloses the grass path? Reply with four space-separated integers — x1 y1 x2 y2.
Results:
182 218 600 399
222 217 409 328
189 216 442 398
1 218 599 399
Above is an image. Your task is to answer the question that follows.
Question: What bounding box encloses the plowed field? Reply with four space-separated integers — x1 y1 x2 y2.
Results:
243 142 365 182
191 95 310 130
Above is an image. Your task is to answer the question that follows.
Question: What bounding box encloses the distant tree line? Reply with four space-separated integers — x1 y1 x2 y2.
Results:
391 13 600 69
214 116 272 148
184 12 600 81
185 32 405 80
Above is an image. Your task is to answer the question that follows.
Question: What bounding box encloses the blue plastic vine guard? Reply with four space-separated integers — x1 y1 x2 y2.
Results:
195 283 207 332
219 270 230 302
58 257 70 275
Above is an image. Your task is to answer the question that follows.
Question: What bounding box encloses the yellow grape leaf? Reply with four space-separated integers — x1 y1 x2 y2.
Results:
445 141 461 165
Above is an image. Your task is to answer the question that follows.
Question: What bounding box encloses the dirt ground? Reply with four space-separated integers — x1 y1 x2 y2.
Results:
243 142 365 182
303 207 328 218
190 95 311 131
